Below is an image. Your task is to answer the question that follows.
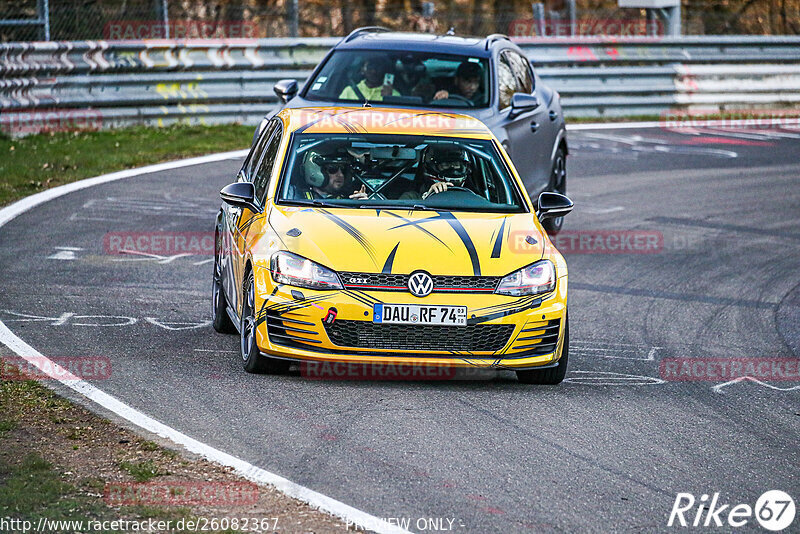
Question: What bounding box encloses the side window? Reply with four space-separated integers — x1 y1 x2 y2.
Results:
252 123 282 204
242 121 276 180
497 53 516 110
506 50 533 94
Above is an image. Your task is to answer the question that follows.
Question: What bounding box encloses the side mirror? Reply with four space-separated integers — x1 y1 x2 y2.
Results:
220 182 260 212
510 92 540 118
273 79 298 104
537 192 573 221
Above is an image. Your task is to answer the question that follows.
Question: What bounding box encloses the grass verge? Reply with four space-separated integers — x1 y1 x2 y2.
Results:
0 124 253 206
0 124 348 532
0 377 347 533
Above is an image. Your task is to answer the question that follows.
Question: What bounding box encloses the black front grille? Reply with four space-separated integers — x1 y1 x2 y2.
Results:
511 319 561 355
324 320 514 352
339 272 500 293
264 311 321 348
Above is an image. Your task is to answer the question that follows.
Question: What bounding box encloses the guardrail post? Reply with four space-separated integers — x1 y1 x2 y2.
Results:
288 0 299 37
532 2 546 37
39 0 50 41
155 0 169 39
566 0 576 37
662 4 681 36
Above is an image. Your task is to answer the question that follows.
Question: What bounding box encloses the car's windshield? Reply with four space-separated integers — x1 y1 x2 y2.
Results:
304 50 490 109
276 133 525 213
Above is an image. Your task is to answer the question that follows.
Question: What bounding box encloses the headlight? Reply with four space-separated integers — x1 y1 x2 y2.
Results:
495 260 555 297
270 251 342 290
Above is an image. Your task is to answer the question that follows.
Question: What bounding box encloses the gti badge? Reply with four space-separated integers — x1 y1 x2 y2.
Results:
407 271 434 297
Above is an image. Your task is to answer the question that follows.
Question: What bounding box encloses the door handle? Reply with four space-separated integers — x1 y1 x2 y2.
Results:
549 110 558 121
530 121 539 133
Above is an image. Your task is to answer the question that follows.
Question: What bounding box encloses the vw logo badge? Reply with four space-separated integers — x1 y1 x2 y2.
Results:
408 271 434 297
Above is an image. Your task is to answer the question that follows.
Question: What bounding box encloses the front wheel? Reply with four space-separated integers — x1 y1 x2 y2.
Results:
542 148 567 235
516 313 569 385
212 252 236 334
240 270 289 374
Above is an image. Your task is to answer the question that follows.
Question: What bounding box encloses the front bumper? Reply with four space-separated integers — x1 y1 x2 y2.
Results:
253 268 568 370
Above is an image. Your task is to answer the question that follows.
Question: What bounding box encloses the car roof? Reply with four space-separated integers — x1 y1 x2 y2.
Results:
334 30 504 57
278 107 494 138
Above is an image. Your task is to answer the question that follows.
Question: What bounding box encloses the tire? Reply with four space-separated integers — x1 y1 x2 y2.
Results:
516 313 569 385
240 270 289 374
542 147 567 235
212 251 237 334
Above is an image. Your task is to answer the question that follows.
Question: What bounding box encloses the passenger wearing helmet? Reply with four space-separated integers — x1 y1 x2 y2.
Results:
401 144 472 200
298 152 368 200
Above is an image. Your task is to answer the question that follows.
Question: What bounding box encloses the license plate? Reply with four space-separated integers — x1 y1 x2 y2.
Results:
373 303 467 326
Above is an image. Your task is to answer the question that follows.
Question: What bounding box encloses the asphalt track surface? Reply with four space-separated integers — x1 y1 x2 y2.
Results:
1 125 799 532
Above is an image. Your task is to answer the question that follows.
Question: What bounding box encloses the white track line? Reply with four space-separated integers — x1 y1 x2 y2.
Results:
5 116 782 529
0 150 410 534
568 117 800 131
568 121 664 130
0 149 248 228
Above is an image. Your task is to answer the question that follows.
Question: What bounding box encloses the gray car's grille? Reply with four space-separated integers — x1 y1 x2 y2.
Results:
339 272 500 293
324 321 514 352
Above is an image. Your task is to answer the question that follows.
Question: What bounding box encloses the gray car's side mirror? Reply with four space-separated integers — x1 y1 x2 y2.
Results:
537 192 573 221
274 79 299 104
510 92 540 118
220 182 260 213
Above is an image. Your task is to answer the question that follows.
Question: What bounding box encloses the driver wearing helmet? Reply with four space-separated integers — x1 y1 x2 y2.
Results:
298 151 368 200
401 143 472 200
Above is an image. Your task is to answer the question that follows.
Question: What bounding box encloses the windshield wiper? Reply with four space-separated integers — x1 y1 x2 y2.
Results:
288 199 331 208
358 203 434 211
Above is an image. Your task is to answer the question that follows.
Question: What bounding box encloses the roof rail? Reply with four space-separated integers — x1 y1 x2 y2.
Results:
485 33 510 50
344 26 393 43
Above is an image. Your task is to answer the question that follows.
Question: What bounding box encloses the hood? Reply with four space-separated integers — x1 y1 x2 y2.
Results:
267 206 544 276
286 96 497 122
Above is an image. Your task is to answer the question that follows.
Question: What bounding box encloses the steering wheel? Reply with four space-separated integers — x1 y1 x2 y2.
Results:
433 186 482 198
432 94 474 108
447 94 474 106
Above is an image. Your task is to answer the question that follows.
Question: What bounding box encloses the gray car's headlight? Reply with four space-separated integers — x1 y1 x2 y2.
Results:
495 260 556 297
270 251 342 290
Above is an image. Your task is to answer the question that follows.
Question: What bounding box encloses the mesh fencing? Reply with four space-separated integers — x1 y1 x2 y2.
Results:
2 0 799 42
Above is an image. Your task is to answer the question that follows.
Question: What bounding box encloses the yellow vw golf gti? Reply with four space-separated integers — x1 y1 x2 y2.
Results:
213 107 573 384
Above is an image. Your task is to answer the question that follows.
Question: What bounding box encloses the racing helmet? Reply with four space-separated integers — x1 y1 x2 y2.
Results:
302 151 350 188
423 143 471 186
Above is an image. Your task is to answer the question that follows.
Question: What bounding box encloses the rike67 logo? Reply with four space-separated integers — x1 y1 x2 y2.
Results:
668 490 795 531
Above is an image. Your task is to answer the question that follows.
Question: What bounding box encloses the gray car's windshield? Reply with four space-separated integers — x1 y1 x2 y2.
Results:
304 50 490 109
276 133 525 213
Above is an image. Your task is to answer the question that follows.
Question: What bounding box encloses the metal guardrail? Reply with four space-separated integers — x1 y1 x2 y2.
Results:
2 36 800 134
